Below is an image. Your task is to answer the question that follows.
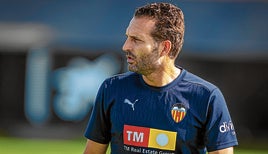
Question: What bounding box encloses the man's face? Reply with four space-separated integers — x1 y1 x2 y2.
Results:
122 17 161 75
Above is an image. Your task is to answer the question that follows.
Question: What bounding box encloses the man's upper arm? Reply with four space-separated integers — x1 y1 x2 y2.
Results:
83 139 108 154
208 147 233 154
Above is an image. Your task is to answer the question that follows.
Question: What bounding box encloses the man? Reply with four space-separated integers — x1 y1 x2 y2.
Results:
83 2 238 154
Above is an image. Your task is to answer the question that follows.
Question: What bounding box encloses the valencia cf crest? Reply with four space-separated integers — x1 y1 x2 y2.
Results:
171 103 187 123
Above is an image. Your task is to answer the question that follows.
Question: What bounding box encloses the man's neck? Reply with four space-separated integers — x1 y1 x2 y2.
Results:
142 66 181 87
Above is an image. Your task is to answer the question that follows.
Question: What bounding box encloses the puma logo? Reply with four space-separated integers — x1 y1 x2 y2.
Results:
124 99 139 111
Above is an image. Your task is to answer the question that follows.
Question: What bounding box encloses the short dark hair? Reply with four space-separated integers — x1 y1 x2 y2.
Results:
134 2 185 59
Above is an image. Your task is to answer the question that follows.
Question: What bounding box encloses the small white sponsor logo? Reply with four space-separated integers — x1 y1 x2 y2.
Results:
219 121 234 133
124 99 139 111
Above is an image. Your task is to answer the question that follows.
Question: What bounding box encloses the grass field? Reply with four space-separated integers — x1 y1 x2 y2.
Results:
0 137 268 154
0 137 85 154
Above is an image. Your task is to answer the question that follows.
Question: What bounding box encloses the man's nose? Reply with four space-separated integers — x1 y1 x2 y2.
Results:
122 38 131 52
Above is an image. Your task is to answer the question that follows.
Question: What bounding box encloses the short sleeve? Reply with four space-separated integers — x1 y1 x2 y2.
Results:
205 88 238 152
84 80 111 144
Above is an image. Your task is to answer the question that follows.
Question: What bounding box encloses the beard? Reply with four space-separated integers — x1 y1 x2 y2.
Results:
127 46 160 76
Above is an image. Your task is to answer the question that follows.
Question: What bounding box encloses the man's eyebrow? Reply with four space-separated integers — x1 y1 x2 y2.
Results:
126 34 143 41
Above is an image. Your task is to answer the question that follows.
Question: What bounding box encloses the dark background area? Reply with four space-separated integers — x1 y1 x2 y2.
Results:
0 0 267 146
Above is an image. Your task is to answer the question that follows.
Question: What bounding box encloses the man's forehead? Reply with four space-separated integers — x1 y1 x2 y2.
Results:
125 17 155 37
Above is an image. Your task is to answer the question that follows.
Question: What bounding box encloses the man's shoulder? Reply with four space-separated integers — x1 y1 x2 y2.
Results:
104 71 138 85
109 71 137 80
182 69 218 92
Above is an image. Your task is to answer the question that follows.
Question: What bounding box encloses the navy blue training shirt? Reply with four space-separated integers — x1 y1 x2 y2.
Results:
84 69 238 153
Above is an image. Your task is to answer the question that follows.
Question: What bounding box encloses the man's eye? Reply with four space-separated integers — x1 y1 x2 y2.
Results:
132 38 138 42
132 38 141 43
125 36 142 43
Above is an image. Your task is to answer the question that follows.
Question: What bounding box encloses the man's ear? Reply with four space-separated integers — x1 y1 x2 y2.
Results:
160 40 172 57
